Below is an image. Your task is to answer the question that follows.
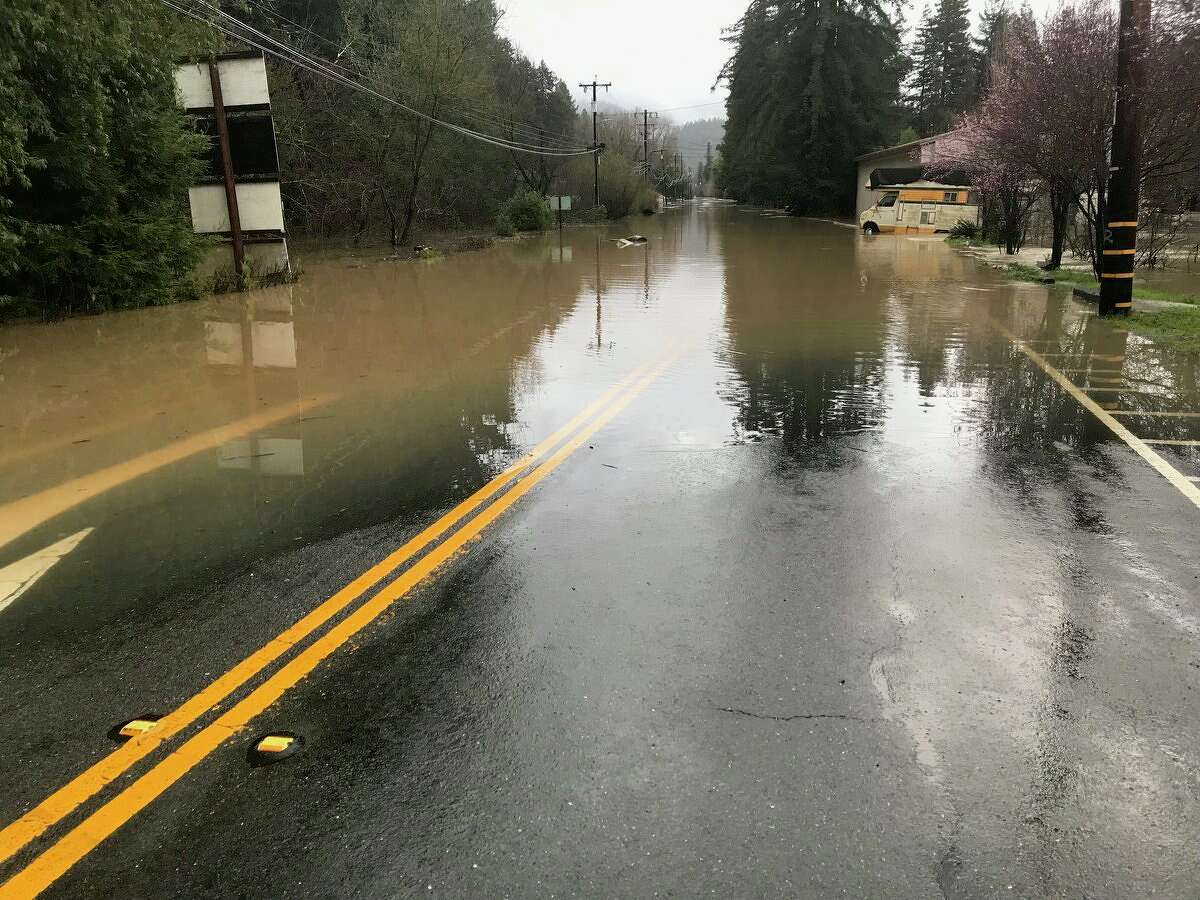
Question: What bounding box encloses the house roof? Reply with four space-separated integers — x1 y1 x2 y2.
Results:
854 133 945 164
869 166 972 189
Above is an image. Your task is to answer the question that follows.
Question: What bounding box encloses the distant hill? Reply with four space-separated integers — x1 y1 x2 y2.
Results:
676 118 725 170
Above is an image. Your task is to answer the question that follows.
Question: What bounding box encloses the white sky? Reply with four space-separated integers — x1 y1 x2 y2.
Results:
498 0 1064 123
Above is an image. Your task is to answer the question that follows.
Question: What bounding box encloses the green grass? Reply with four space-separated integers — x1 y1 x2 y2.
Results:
999 262 1200 305
1123 307 1200 352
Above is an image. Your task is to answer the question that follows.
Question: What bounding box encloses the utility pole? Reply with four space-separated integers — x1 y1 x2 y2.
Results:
208 57 244 281
579 77 612 208
642 110 652 183
1100 0 1151 316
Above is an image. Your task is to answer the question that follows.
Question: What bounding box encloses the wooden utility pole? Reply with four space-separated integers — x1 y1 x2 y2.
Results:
643 110 651 182
208 58 244 280
579 78 612 208
1099 0 1151 316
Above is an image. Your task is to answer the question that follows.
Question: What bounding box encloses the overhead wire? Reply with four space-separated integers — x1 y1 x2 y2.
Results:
165 0 596 156
230 0 585 149
185 0 586 153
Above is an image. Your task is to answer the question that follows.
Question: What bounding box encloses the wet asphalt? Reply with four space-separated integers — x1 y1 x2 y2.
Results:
2 205 1200 897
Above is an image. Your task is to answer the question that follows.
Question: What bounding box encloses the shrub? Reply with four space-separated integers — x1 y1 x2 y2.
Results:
569 204 608 224
949 218 981 240
494 212 515 237
635 187 658 215
0 0 213 316
497 190 552 232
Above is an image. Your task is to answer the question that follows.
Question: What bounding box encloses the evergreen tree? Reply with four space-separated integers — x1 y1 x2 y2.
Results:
906 0 977 135
717 0 905 213
0 0 212 316
909 8 941 134
934 0 975 119
973 0 1011 102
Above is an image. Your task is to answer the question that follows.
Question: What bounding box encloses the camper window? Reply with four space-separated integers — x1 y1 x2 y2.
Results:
943 191 957 203
878 193 897 208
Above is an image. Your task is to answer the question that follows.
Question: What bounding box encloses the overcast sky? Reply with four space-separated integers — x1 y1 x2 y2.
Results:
498 0 1064 123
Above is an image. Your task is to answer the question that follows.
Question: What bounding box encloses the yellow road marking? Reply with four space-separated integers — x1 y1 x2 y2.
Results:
1102 249 1136 255
0 349 682 899
0 395 339 554
1101 273 1134 279
1003 331 1200 510
1036 353 1125 361
0 408 172 473
1108 221 1138 227
1108 411 1200 418
0 353 663 870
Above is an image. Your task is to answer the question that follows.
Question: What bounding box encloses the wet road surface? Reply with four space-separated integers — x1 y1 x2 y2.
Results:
2 205 1200 897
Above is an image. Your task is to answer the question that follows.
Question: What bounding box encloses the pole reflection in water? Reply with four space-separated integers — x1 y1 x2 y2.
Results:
205 286 304 477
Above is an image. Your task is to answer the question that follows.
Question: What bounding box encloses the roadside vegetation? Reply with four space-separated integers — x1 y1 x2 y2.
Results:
715 0 1001 213
996 261 1200 305
1 0 693 321
952 250 1200 352
1 1 214 319
1125 308 1200 352
716 0 907 213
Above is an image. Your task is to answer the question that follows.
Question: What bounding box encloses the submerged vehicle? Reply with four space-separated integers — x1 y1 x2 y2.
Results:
858 166 977 235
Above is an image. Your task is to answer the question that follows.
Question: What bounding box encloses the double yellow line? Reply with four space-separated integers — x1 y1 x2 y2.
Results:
0 345 681 898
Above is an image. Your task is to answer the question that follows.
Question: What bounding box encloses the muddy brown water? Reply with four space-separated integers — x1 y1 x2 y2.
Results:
1 205 1198 603
3 203 1200 897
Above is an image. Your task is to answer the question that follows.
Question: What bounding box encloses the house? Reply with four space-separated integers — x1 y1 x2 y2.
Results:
854 131 967 218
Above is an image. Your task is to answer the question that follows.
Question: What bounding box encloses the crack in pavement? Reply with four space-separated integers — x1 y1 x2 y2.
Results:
715 706 872 723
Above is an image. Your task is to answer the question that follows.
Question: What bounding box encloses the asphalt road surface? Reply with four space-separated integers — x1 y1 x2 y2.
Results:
2 204 1199 898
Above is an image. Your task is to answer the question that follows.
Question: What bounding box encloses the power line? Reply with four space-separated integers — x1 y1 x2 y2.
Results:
234 0 584 149
164 0 595 157
186 0 583 153
656 100 726 114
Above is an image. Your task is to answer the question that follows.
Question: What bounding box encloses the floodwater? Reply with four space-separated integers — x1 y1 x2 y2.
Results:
3 204 1200 897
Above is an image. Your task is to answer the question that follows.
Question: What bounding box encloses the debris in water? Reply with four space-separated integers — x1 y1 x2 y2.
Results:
612 235 648 248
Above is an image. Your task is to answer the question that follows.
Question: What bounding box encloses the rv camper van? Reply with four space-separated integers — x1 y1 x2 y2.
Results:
858 166 977 235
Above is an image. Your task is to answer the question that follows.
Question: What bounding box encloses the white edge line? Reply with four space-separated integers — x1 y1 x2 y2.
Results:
1007 334 1200 510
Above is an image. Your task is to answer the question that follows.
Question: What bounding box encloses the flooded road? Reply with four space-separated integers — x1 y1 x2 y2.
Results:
2 204 1200 897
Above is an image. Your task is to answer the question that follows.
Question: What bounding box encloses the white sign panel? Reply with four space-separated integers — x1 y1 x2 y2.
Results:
175 56 271 110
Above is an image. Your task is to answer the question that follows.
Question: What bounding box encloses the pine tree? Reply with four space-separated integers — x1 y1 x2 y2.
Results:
717 0 905 213
909 7 941 135
905 0 977 135
933 0 976 121
973 0 1011 102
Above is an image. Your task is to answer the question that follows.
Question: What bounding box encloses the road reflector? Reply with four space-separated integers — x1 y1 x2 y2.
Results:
109 716 161 743
248 732 304 766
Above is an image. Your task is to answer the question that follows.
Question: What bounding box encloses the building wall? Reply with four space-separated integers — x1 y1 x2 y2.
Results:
855 146 922 219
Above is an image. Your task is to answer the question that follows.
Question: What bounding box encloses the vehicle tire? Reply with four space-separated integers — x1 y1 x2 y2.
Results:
863 222 879 235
